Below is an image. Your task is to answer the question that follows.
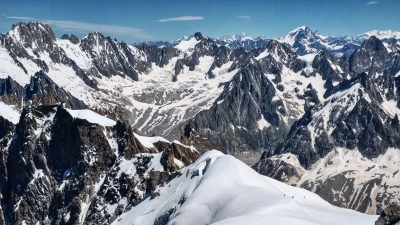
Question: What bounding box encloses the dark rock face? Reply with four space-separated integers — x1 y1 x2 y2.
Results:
252 157 301 183
138 43 179 69
60 34 80 44
0 71 85 110
0 116 15 225
0 105 201 224
349 36 389 77
3 105 117 224
26 71 86 109
0 76 24 106
375 206 400 225
251 35 400 215
312 49 344 82
314 173 381 212
69 34 80 44
267 40 305 73
193 62 287 164
80 32 139 80
115 120 154 159
180 121 220 152
153 140 202 168
10 22 57 53
278 72 400 169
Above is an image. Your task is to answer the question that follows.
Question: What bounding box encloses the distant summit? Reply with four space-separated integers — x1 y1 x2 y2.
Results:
135 26 400 57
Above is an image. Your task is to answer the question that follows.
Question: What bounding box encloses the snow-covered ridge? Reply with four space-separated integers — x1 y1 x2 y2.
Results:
66 109 116 126
175 36 200 53
133 26 400 57
112 150 377 225
0 102 20 124
358 30 400 40
134 133 198 153
215 32 262 42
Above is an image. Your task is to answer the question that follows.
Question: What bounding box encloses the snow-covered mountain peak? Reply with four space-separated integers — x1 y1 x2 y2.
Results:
194 31 208 41
289 25 311 33
217 32 255 42
6 22 57 50
175 35 192 42
277 26 324 55
174 36 201 52
10 22 53 35
359 30 400 40
113 150 377 225
82 31 107 41
359 35 388 52
285 26 315 39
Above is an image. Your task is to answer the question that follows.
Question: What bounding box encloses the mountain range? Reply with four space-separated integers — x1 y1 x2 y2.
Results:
139 26 400 57
0 22 400 224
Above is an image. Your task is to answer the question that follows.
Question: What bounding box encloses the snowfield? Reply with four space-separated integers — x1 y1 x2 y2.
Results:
0 102 20 124
66 109 116 126
112 150 377 225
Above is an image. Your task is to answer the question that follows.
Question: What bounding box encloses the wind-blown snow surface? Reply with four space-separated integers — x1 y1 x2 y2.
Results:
175 37 200 54
0 45 30 85
0 101 20 124
66 109 116 126
112 151 376 225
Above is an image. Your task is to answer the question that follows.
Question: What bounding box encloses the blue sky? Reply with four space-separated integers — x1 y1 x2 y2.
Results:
1 0 399 43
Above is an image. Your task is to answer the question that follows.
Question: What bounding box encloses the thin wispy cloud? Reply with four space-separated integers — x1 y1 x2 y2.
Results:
43 20 151 39
158 16 204 22
5 16 151 39
237 16 252 19
367 1 378 4
6 16 35 20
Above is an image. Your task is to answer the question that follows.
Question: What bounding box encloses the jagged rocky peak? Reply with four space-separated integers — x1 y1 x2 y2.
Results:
267 39 300 60
0 103 206 224
25 70 86 109
264 39 305 72
279 71 392 167
280 26 322 45
349 36 389 76
8 22 56 51
0 76 24 106
60 33 80 44
193 31 217 52
312 48 345 82
253 71 400 214
194 31 205 41
279 26 327 56
362 36 388 53
287 26 315 38
80 31 146 80
60 34 70 40
80 31 107 54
